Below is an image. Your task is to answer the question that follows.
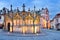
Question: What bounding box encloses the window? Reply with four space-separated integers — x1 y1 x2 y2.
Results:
56 18 58 22
0 16 1 19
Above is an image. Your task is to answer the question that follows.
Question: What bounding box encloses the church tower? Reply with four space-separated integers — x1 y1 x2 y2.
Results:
45 8 50 29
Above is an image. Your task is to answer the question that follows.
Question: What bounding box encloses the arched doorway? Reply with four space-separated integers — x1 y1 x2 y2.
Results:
7 22 10 32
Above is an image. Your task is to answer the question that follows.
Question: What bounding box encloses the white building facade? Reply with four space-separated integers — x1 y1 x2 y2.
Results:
51 13 60 30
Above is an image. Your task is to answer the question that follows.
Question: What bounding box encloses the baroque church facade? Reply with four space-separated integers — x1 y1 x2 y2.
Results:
0 4 50 34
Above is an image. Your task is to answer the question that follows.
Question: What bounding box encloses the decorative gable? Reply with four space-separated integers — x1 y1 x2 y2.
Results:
13 13 22 19
25 14 33 20
5 15 11 20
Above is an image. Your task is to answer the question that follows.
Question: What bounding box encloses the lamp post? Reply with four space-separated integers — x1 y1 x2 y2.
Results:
33 5 36 34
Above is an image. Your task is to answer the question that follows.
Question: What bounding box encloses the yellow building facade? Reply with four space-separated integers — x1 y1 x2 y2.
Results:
3 10 40 34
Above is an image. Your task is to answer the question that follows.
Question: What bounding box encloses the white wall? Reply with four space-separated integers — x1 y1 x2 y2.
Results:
0 16 4 24
58 18 60 23
50 19 57 29
50 21 53 28
53 19 56 29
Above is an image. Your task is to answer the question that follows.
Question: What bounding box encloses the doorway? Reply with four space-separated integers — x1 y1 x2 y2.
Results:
7 22 10 32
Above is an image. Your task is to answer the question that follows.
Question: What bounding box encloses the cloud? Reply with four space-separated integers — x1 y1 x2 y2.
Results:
31 0 60 19
0 2 5 9
0 1 10 10
0 0 60 20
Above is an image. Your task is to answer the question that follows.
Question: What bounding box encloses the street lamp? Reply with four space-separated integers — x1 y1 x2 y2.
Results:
33 5 36 34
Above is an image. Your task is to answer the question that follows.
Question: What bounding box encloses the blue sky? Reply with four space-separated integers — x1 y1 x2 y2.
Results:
0 0 60 20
